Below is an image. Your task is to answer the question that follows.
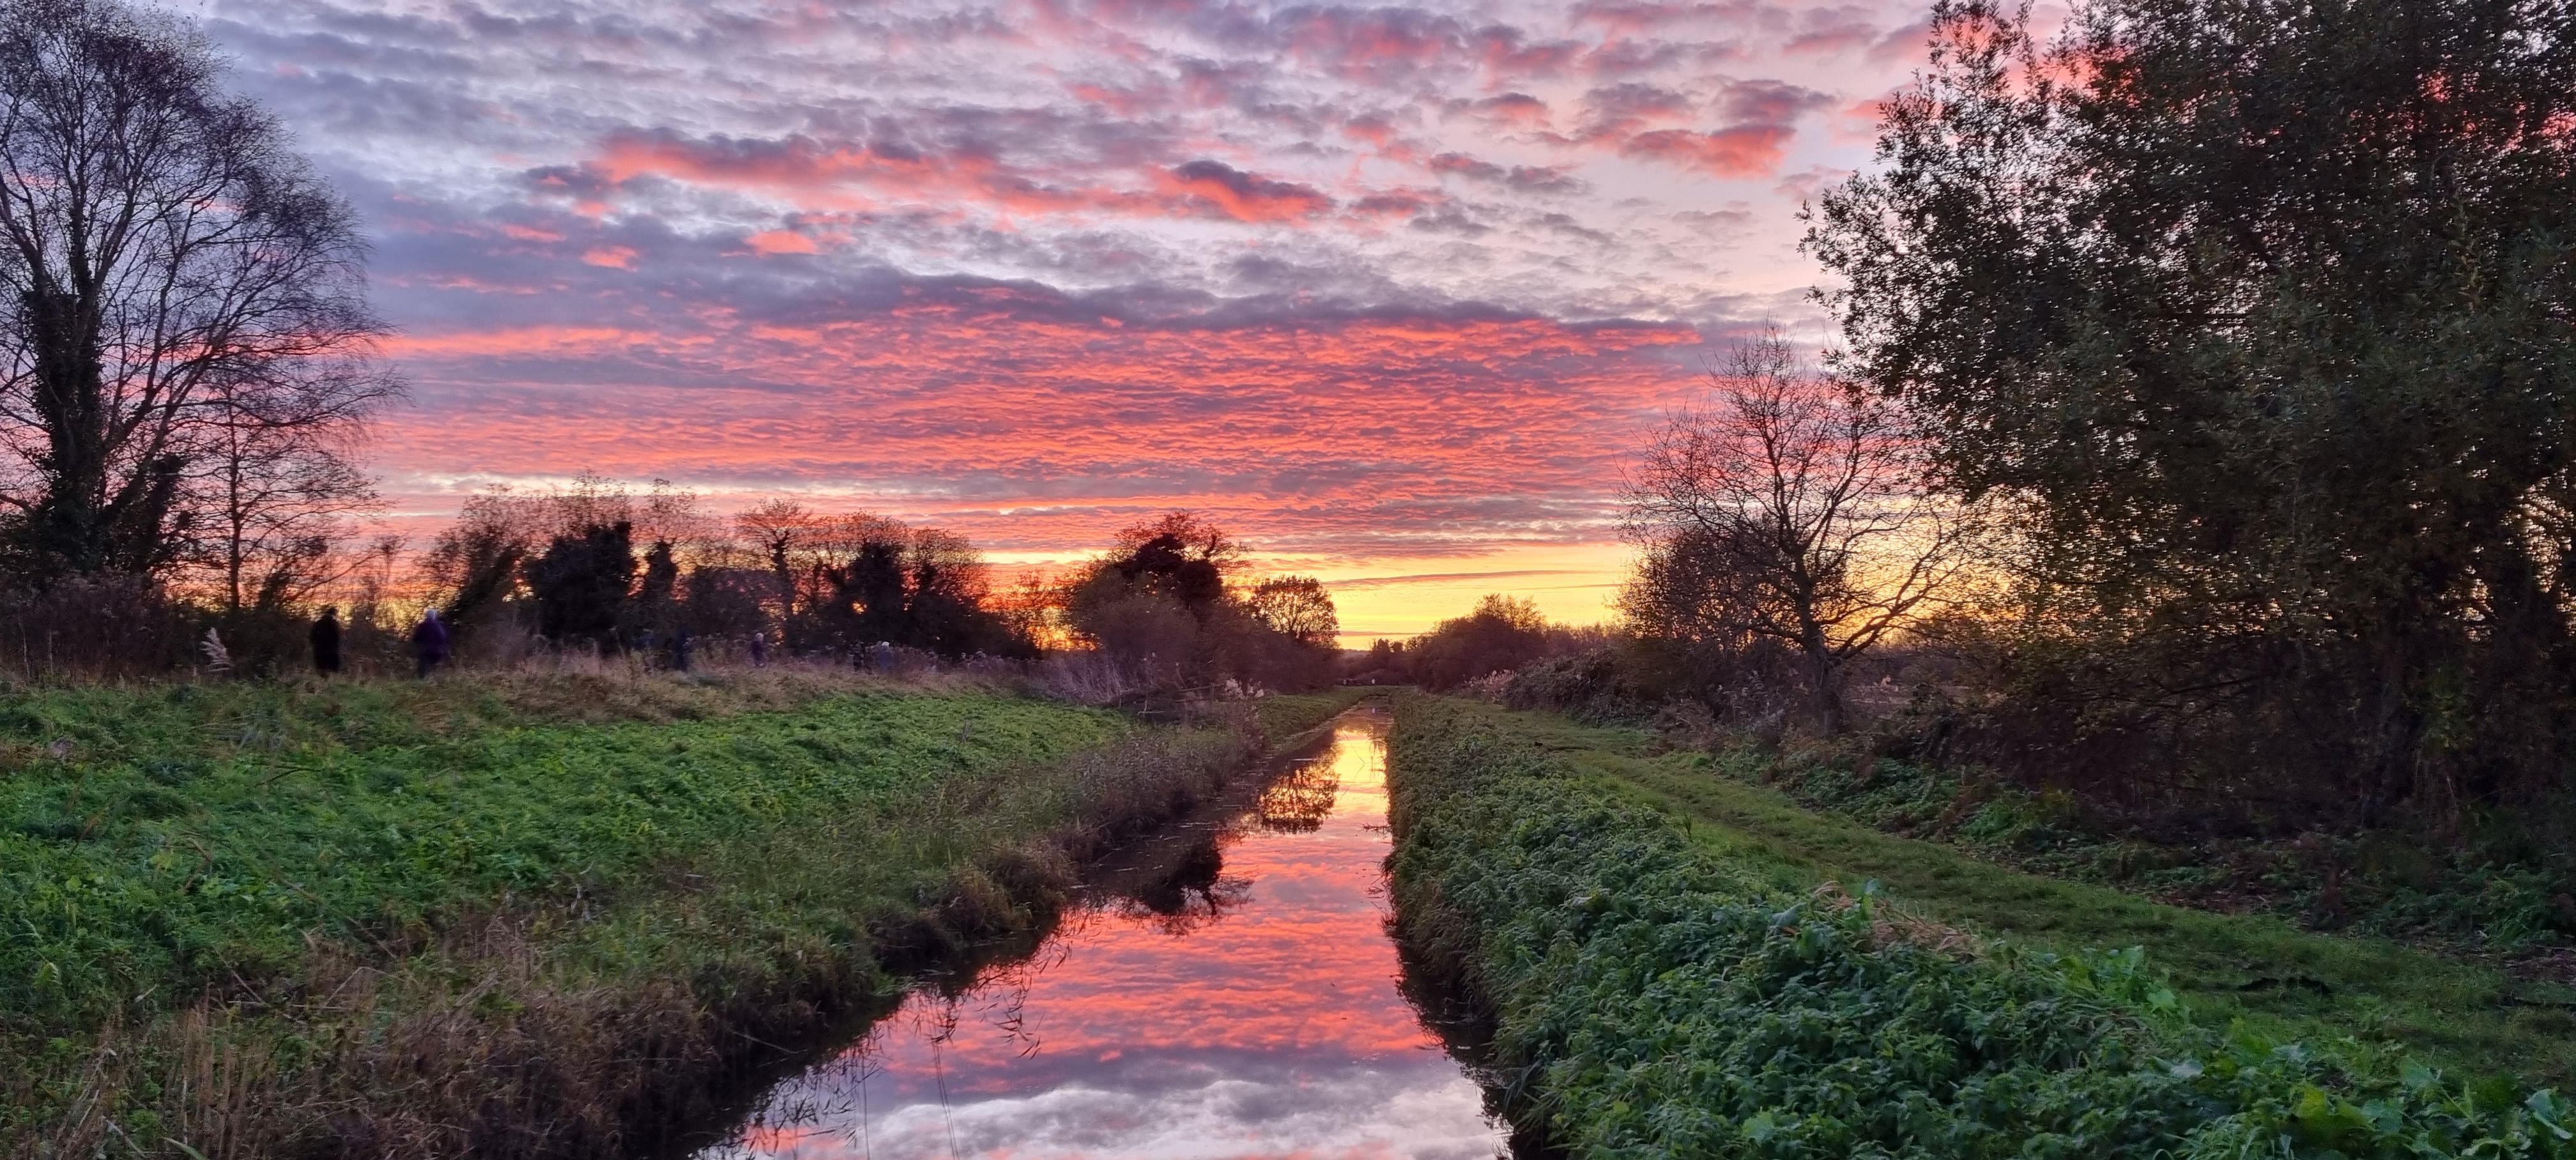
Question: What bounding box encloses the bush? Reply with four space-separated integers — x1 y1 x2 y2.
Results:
0 577 199 679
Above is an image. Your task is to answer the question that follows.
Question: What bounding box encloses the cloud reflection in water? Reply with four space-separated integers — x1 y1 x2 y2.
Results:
702 711 1508 1159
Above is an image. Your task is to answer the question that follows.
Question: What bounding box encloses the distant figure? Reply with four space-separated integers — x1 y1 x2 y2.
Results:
669 625 693 673
870 641 896 673
309 607 343 675
747 630 769 666
411 609 450 678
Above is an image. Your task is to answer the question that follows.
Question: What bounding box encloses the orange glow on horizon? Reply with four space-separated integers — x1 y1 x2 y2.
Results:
367 299 1693 638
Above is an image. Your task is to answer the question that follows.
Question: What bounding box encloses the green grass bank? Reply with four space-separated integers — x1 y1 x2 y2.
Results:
1384 696 2576 1157
3 667 1363 1159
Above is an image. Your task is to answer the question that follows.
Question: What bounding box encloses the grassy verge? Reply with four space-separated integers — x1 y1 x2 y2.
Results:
1384 695 2576 1157
5 669 1365 1159
1725 731 2576 958
1455 702 2576 1086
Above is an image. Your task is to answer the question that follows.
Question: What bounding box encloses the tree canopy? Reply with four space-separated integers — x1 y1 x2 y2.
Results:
1806 0 2576 815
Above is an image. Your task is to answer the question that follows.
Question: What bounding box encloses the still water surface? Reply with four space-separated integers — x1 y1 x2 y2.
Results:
691 706 1515 1159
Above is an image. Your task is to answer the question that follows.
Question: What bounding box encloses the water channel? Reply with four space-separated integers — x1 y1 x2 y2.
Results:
686 705 1521 1159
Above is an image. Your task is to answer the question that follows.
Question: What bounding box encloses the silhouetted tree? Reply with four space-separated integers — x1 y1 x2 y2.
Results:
1807 0 2576 812
203 420 379 613
526 521 634 648
1247 576 1339 648
680 565 774 640
0 0 397 579
1056 512 1330 689
625 537 679 641
734 498 812 622
1622 329 1979 734
1407 594 1554 690
905 528 1006 655
1107 510 1239 616
422 491 540 627
832 536 908 643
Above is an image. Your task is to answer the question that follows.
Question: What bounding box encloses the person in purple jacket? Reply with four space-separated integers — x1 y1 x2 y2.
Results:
411 609 450 678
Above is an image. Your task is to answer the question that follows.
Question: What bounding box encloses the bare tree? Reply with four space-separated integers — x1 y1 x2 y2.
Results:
1623 328 1979 733
0 0 397 578
734 498 814 619
420 488 542 623
202 416 379 611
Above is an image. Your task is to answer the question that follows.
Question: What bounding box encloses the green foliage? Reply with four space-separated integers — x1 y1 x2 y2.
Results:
1809 0 2576 820
0 680 1119 1035
526 520 637 646
1387 696 2575 1157
1744 738 2576 954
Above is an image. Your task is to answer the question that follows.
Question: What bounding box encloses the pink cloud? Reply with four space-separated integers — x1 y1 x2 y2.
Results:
1620 125 1797 176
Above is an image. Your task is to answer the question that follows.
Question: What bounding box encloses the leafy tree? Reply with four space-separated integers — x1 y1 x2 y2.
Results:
1807 0 2576 813
679 566 774 639
1105 510 1239 615
1407 594 1554 690
525 521 634 648
1061 511 1244 659
1059 512 1331 689
0 0 396 579
625 538 679 640
830 535 908 644
783 515 1024 657
1247 575 1340 648
904 528 1009 655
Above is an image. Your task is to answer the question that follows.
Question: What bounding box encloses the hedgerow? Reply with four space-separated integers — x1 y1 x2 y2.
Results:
1383 697 2576 1158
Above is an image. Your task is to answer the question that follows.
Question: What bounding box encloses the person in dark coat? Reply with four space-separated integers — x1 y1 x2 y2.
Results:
668 625 693 673
310 607 343 675
411 609 450 678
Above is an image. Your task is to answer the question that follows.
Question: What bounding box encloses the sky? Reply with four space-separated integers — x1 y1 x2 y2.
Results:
190 0 1942 641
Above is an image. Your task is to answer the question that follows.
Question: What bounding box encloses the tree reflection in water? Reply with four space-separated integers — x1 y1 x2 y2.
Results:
1116 834 1252 935
1255 756 1339 832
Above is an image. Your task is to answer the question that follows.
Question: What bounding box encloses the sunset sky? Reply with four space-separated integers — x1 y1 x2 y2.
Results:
197 0 1949 641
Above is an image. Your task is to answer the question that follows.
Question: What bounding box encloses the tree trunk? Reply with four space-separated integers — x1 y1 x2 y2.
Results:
1802 622 1845 735
21 286 114 574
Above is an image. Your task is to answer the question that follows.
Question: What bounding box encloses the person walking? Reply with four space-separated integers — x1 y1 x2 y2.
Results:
310 607 343 675
411 609 450 678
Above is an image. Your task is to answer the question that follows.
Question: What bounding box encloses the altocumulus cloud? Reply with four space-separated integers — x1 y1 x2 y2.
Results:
201 0 1936 569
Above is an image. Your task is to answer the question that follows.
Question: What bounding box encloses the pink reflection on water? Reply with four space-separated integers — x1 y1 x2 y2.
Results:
700 708 1507 1160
